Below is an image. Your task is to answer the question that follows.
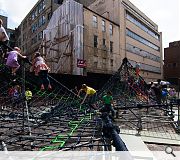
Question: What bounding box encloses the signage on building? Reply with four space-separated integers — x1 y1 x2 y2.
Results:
77 59 86 68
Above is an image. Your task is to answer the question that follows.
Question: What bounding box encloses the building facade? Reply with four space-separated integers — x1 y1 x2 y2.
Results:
17 0 62 56
43 0 120 75
164 41 180 85
89 0 163 82
83 7 120 75
17 0 95 56
17 0 163 82
74 0 96 7
0 15 16 48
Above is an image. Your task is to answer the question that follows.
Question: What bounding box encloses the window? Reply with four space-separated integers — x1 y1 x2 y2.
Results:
110 24 113 35
42 15 46 24
103 38 106 46
54 0 63 4
35 9 38 17
38 1 44 13
129 60 161 73
126 29 160 51
31 25 35 33
48 12 52 20
9 33 15 39
32 12 35 20
102 20 105 32
38 17 43 27
23 33 26 41
102 58 106 69
38 31 43 40
126 43 160 62
110 41 113 53
38 16 45 27
126 12 160 40
22 21 27 30
94 62 98 68
31 35 38 45
173 63 177 67
93 16 98 28
94 35 98 48
167 64 172 68
42 0 46 9
110 59 113 67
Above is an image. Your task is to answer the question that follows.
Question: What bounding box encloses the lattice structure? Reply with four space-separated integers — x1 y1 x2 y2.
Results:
97 57 151 106
0 49 178 151
97 58 178 139
0 48 111 151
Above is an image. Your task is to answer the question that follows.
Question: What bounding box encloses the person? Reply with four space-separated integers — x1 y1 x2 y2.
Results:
168 88 176 100
6 47 26 76
100 91 116 117
161 88 168 104
153 79 162 104
25 88 33 101
12 85 21 108
0 19 9 54
31 52 52 90
78 84 96 105
135 63 140 77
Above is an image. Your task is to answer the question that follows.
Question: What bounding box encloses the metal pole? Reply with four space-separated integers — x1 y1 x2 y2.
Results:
177 99 180 133
136 104 142 136
101 113 129 151
22 62 26 132
178 78 180 99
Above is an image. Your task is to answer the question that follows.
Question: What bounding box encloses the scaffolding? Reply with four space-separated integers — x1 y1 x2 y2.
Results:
43 0 84 75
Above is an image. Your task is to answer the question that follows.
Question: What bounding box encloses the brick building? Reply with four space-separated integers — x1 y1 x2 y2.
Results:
164 41 180 85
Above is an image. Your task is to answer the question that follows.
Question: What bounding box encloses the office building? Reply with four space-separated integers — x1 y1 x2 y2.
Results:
89 0 163 82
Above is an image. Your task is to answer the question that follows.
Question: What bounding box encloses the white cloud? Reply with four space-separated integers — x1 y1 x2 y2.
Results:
129 0 179 48
0 0 37 29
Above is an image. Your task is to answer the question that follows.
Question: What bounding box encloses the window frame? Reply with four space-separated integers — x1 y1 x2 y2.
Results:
102 20 106 32
93 15 98 28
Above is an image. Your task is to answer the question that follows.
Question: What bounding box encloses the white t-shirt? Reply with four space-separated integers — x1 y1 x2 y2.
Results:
0 26 9 41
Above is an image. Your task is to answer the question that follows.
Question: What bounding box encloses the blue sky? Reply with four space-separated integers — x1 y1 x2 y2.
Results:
0 0 179 48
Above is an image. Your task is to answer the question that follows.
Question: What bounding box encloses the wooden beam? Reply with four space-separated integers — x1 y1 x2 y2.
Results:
54 35 69 44
63 52 72 56
49 48 59 52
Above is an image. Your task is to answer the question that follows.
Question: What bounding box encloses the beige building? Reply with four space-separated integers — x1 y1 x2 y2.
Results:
43 0 120 76
17 0 62 55
17 0 162 82
83 7 120 75
89 0 163 82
